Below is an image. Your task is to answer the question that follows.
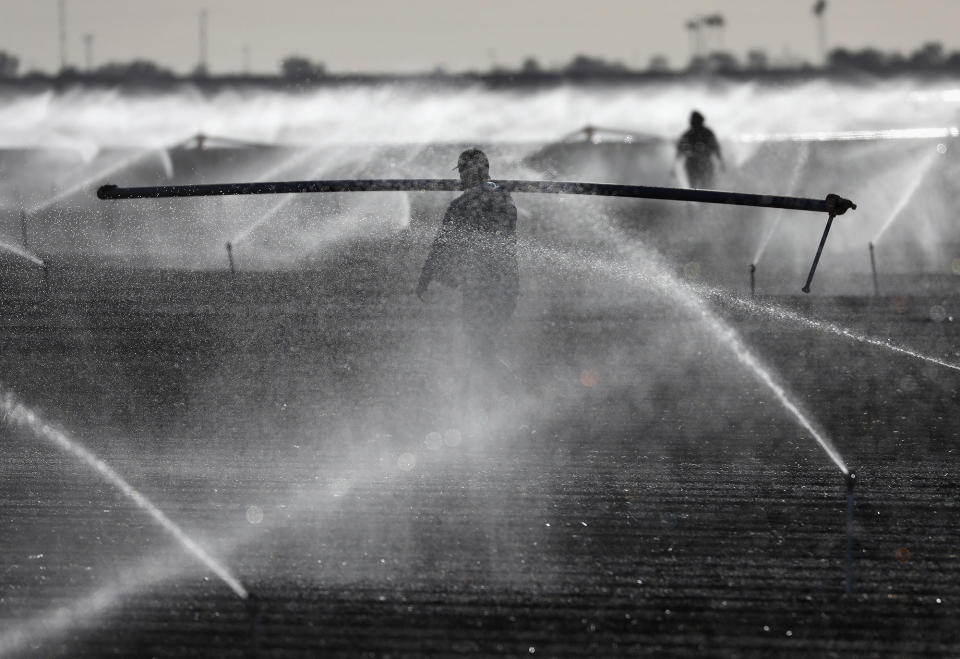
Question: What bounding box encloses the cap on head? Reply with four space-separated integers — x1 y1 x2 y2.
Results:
454 148 489 172
690 110 705 127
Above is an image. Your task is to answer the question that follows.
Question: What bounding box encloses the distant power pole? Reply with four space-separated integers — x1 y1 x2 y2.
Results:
58 0 68 71
813 1 828 64
83 33 93 71
686 20 702 59
198 8 209 75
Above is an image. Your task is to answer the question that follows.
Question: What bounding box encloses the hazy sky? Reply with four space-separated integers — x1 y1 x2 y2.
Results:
1 0 958 74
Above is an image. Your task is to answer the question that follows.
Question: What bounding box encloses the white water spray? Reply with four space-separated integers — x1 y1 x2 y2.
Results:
701 285 960 373
1 388 248 599
521 238 849 474
751 142 810 265
30 147 176 215
230 145 361 246
871 148 940 245
0 237 44 266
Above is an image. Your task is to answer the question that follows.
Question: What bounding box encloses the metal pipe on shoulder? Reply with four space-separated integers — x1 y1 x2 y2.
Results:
97 179 856 216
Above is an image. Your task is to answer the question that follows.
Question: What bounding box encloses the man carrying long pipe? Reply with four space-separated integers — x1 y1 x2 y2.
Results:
415 149 519 422
97 169 856 292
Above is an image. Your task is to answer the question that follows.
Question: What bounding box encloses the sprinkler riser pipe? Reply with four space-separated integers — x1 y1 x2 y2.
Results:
98 179 856 215
749 263 756 297
246 592 262 658
844 470 856 595
869 243 879 297
226 242 235 274
19 209 29 249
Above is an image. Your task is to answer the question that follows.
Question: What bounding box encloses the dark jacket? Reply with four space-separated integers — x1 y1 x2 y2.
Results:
418 181 519 307
677 125 721 163
677 126 721 188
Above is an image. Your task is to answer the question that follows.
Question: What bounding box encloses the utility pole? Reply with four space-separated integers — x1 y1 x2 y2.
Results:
198 8 209 75
813 1 828 64
686 19 702 60
83 33 93 71
58 0 68 71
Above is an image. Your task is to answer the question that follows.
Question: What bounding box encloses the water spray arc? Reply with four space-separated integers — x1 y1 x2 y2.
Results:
1 388 249 600
871 148 939 247
751 141 811 293
703 284 960 373
99 178 856 291
0 237 44 267
32 148 175 216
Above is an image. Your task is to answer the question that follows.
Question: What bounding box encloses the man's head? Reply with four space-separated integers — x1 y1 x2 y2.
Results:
690 111 705 128
455 148 489 186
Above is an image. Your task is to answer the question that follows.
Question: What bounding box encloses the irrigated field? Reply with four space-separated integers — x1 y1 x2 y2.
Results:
1 242 958 657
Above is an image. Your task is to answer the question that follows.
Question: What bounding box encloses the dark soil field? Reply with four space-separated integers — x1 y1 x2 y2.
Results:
1 239 959 658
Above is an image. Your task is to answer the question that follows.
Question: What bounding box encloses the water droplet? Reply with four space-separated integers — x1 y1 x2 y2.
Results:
443 428 462 448
528 647 536 654
397 453 416 471
425 431 443 450
930 305 947 322
890 296 910 314
786 630 793 637
683 261 701 279
580 369 600 388
763 625 770 632
937 598 942 604
245 505 264 525
937 143 948 154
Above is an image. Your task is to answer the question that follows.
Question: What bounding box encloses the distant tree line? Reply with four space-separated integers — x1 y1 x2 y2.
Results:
3 41 960 84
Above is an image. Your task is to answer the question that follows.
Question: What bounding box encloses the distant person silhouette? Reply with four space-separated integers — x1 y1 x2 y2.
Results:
416 148 519 419
675 110 724 189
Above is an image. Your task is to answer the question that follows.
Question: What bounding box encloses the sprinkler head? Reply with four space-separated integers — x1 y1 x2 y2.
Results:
845 470 857 491
749 263 756 273
825 193 857 216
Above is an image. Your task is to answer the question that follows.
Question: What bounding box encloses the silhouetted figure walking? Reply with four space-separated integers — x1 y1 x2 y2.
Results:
676 110 724 189
416 149 519 422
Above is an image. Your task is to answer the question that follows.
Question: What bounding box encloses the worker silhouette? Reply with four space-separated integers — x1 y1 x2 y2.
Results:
676 110 724 189
416 149 519 421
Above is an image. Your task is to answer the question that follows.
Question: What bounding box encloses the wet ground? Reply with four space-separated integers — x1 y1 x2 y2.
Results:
1 246 959 657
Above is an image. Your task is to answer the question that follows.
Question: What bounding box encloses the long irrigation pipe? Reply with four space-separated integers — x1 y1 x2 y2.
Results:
97 179 856 291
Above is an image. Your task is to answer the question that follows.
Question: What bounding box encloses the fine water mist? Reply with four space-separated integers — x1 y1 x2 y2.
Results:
1 387 248 600
0 236 44 266
3 77 960 284
871 146 940 245
700 284 960 373
514 224 850 474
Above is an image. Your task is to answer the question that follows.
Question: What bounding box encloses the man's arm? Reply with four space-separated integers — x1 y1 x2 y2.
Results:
416 204 457 299
710 130 724 166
